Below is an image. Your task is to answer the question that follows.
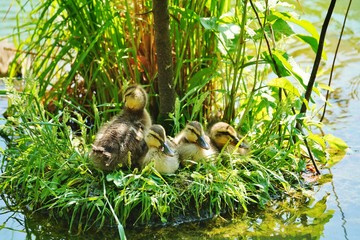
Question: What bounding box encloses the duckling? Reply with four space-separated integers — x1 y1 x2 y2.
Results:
140 124 179 174
208 122 250 155
174 121 217 166
90 84 152 171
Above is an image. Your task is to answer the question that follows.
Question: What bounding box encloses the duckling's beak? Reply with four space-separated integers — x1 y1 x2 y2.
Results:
233 135 249 149
239 141 249 149
162 142 175 156
232 135 240 145
197 135 210 150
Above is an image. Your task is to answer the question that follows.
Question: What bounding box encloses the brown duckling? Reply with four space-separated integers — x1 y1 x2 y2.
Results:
90 84 152 171
140 124 179 174
208 122 249 155
174 121 217 166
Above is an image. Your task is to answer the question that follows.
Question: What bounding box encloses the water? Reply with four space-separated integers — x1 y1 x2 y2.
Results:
298 2 360 239
1 2 30 238
1 0 360 239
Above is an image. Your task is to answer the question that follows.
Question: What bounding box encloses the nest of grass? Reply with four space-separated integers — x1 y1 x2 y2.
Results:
0 93 300 233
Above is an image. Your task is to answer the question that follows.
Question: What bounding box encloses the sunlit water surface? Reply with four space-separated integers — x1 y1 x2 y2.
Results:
1 1 360 239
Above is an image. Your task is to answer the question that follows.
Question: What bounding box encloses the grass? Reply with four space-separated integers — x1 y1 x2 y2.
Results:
9 0 324 132
0 0 349 237
0 80 302 234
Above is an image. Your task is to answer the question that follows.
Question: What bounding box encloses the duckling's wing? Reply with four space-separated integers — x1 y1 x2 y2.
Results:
120 123 148 166
91 120 147 168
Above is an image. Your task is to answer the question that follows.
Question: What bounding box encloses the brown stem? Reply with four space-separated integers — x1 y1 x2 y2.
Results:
153 0 175 133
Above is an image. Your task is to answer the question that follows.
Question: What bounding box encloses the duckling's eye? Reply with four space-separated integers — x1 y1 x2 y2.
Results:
216 131 231 137
124 91 133 98
150 133 163 144
188 128 200 137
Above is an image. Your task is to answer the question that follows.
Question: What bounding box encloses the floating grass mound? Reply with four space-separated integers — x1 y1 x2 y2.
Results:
0 0 349 237
0 90 301 233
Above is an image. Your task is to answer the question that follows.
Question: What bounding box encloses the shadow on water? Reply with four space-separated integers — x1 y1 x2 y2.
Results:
0 190 335 240
328 168 349 240
125 193 335 240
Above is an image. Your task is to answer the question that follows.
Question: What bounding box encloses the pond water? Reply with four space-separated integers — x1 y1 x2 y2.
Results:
1 1 360 239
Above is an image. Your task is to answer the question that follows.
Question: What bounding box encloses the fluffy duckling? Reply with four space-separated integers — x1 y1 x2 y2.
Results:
90 84 152 171
140 124 179 174
174 121 217 166
208 122 249 155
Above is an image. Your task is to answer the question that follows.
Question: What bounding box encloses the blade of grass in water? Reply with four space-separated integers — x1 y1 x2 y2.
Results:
103 180 127 240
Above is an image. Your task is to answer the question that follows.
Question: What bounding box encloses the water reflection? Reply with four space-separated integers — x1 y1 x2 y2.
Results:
328 168 349 240
0 203 26 239
200 194 334 240
1 191 333 240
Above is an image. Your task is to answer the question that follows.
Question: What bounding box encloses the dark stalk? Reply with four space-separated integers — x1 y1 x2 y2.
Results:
249 0 282 78
320 0 352 122
295 0 337 175
297 0 337 128
153 0 175 133
249 0 284 146
250 0 329 175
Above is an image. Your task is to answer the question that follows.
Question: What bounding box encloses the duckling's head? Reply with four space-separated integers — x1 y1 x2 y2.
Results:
209 122 240 149
145 124 175 156
183 121 210 150
124 85 148 111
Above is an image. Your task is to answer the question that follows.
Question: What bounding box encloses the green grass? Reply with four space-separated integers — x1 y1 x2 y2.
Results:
0 0 349 237
0 83 302 233
9 0 324 132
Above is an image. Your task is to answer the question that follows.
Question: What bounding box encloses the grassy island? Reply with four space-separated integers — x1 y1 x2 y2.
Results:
0 0 348 238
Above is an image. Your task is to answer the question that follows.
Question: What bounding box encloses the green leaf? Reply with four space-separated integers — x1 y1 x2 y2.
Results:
317 83 334 92
191 92 210 120
272 12 319 40
324 134 348 151
272 18 295 37
267 77 301 97
295 34 326 59
188 67 215 91
318 173 333 185
272 12 326 59
326 149 346 167
199 17 218 31
95 199 105 207
308 133 326 149
272 51 307 89
263 51 290 77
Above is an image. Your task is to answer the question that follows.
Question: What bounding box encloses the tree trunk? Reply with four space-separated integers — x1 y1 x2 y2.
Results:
153 0 175 133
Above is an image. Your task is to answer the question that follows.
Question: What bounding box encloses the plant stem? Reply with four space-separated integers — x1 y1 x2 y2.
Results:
103 180 127 240
153 0 175 133
297 0 337 128
320 0 352 122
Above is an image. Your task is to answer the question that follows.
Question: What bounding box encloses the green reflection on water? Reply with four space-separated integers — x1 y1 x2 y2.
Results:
130 194 334 240
11 190 333 240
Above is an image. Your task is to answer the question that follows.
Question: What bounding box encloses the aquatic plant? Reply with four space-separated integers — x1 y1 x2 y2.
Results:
6 0 325 130
0 77 346 236
0 79 297 232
